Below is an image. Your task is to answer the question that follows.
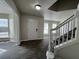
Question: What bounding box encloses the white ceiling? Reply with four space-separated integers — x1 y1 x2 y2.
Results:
0 0 13 14
13 0 76 21
13 0 57 17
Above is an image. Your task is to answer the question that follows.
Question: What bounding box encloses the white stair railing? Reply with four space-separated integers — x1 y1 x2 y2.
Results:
47 14 77 59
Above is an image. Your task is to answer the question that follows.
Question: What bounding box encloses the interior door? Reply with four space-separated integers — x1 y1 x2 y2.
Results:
28 19 38 40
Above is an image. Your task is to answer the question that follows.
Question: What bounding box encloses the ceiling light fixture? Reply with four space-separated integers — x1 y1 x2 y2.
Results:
35 4 41 10
35 0 41 10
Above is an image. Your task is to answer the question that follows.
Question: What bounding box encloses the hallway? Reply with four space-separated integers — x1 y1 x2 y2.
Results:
0 39 49 59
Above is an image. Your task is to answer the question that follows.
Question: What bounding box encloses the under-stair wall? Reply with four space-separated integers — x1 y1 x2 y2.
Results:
56 41 79 59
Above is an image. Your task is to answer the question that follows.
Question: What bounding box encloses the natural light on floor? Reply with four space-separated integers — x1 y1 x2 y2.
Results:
0 49 7 54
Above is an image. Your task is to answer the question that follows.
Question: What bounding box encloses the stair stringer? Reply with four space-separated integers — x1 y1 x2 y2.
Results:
55 38 79 59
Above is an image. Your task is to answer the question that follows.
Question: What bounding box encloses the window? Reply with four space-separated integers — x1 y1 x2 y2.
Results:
44 23 48 34
52 23 57 33
52 23 57 29
0 19 9 38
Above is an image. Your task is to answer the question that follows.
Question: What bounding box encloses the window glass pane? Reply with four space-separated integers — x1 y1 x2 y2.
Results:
44 23 48 34
52 23 57 29
52 23 57 33
0 19 9 38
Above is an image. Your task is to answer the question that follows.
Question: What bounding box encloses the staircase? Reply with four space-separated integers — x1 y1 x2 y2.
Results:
46 14 78 59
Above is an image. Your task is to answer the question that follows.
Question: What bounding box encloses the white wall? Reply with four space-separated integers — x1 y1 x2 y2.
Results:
21 15 44 41
9 13 20 44
44 9 76 22
56 41 79 59
58 9 76 23
5 0 20 45
20 15 44 41
9 14 15 42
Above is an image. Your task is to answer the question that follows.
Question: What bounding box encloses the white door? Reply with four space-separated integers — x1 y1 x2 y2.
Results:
28 19 38 40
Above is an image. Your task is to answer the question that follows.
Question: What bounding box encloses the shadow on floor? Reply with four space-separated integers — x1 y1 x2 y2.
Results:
20 40 49 59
